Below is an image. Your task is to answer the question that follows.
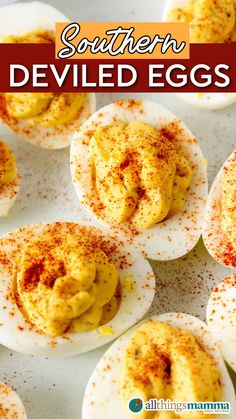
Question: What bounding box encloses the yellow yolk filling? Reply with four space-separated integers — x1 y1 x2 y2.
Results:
3 30 85 127
121 320 222 419
167 0 236 43
221 163 236 250
15 233 119 336
90 121 192 229
0 140 17 187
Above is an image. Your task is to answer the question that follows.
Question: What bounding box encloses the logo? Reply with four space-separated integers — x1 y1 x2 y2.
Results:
129 398 144 413
128 398 231 415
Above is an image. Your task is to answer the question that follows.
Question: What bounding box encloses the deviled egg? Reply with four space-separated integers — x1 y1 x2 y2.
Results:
0 383 26 418
0 140 20 217
175 93 236 112
207 274 236 373
0 1 95 149
163 0 236 110
0 221 155 356
71 99 208 260
203 149 235 268
83 313 236 419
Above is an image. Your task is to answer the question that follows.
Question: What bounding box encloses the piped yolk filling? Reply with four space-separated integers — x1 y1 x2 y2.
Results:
167 0 236 43
121 320 222 419
0 140 17 187
89 121 192 229
2 30 85 127
221 161 236 250
15 233 120 337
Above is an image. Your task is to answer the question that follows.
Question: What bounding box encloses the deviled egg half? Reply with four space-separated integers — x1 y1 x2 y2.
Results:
71 99 208 260
203 149 236 268
83 312 236 419
163 0 236 110
0 383 27 418
0 1 95 149
0 221 155 357
0 140 20 217
207 274 236 373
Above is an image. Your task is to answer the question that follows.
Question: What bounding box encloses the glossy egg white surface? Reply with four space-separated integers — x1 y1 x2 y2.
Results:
0 1 96 149
71 99 208 261
162 0 236 111
207 274 236 373
83 312 236 419
0 382 27 418
0 221 155 357
176 93 236 111
203 149 236 268
0 1 68 37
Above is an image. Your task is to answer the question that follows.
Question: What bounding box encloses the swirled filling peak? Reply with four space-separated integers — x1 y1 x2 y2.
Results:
3 30 84 127
15 232 120 336
167 0 236 43
90 121 192 229
121 320 222 418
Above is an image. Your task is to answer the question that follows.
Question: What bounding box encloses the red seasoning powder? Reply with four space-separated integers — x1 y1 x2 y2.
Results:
0 223 128 337
88 119 192 230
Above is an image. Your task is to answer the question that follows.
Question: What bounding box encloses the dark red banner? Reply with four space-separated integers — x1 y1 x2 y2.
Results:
0 43 236 92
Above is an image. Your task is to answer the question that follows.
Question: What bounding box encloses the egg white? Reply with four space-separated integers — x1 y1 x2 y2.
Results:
202 149 236 268
162 1 236 111
70 99 208 260
0 382 27 418
0 144 20 218
0 1 96 149
82 312 236 419
162 0 189 21
176 93 236 111
207 274 236 373
0 221 155 357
